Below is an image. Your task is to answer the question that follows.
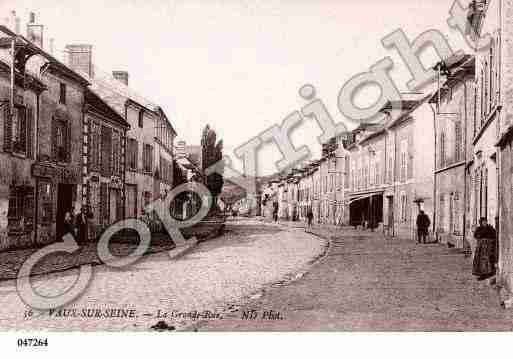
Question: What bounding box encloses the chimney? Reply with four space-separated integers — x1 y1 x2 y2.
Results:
9 11 20 34
49 38 54 55
26 12 44 48
112 71 129 86
65 44 93 77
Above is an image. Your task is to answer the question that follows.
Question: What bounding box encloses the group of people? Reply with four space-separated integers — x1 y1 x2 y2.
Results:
62 207 90 244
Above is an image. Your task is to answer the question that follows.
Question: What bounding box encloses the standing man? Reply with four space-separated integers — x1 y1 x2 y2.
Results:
272 201 279 223
306 206 314 231
76 206 90 245
416 210 430 244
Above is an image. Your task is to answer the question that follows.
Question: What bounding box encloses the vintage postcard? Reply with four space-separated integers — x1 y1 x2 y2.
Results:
0 0 511 354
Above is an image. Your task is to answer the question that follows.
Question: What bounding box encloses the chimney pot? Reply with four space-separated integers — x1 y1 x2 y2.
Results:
112 71 129 86
29 12 35 23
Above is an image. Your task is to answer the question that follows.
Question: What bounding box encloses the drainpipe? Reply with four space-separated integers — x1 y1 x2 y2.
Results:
10 36 15 121
428 102 437 241
463 80 469 254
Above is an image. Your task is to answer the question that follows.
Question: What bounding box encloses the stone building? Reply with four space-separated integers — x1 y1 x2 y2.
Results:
345 95 435 239
0 23 89 250
64 45 177 221
468 0 513 294
430 54 475 249
83 88 129 239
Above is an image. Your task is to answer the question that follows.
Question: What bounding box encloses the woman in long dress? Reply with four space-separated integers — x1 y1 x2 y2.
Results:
473 217 498 281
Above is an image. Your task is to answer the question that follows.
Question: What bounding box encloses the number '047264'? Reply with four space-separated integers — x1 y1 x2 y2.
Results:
17 338 48 347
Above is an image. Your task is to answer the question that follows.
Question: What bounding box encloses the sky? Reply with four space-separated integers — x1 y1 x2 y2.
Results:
0 0 470 175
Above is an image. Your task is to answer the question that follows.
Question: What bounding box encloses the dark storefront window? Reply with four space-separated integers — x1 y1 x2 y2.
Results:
38 181 53 226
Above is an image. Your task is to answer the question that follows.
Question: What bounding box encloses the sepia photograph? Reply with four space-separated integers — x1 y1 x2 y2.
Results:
0 0 512 356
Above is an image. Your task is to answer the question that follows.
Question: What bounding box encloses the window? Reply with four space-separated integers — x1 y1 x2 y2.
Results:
374 161 381 185
369 158 375 186
12 106 26 154
3 105 34 157
388 156 393 183
100 125 112 176
439 132 446 168
53 117 70 162
143 144 153 173
400 140 407 181
454 121 462 162
59 83 66 104
8 185 34 233
127 138 138 170
400 193 408 222
138 110 144 128
344 157 350 189
90 121 101 170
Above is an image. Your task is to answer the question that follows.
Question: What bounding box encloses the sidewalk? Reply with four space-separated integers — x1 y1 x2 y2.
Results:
0 233 175 282
0 219 225 282
196 223 513 331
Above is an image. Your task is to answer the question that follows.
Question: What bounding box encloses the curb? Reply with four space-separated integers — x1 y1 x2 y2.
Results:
178 223 332 332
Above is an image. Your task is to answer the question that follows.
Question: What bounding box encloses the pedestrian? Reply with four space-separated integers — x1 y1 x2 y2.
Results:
75 206 90 245
272 201 279 222
63 211 76 239
306 206 314 231
416 210 430 244
472 217 498 281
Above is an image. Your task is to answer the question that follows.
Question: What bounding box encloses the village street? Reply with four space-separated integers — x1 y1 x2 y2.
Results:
0 219 325 331
195 222 513 331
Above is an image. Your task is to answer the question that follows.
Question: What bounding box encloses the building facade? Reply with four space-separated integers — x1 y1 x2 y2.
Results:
83 89 129 239
0 24 89 250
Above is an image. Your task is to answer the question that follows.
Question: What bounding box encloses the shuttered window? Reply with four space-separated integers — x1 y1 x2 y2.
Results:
101 126 112 176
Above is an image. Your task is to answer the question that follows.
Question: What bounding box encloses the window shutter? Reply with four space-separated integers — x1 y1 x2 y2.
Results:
26 107 34 159
66 121 71 162
18 107 26 153
100 183 109 226
3 104 11 152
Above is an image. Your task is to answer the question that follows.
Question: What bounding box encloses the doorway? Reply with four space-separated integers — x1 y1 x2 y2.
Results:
387 195 394 236
56 183 74 240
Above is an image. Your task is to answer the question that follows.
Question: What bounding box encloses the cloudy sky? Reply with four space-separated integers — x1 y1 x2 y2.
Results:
0 0 469 175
